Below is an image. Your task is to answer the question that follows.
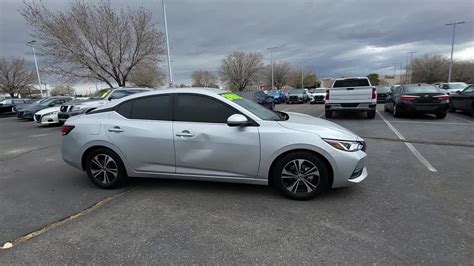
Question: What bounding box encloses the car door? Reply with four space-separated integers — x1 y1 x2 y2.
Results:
458 86 474 112
173 93 260 178
105 95 175 173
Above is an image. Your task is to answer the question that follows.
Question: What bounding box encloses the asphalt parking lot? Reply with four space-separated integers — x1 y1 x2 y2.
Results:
0 104 473 264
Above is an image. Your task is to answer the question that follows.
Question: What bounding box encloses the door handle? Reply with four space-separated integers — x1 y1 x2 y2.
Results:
176 130 194 137
108 126 124 133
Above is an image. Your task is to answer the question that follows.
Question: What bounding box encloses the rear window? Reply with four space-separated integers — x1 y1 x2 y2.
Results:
333 78 370 87
404 85 441 93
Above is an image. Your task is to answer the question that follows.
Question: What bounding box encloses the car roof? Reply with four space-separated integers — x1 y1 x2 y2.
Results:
334 77 369 80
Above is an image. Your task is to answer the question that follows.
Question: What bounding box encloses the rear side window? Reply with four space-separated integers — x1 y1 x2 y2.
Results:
174 94 235 123
333 79 370 87
116 95 172 121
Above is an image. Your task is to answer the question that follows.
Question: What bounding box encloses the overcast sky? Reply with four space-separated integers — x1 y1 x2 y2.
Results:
0 0 473 86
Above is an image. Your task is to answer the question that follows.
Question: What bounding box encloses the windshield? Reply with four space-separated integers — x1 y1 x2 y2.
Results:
267 90 280 96
220 93 280 121
449 83 468 89
289 89 304 94
40 99 56 106
376 86 391 93
89 89 113 99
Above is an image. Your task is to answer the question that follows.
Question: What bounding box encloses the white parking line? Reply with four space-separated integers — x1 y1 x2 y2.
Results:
318 112 325 118
377 111 437 172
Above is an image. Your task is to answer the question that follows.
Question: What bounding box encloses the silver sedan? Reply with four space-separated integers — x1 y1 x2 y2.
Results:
61 88 367 200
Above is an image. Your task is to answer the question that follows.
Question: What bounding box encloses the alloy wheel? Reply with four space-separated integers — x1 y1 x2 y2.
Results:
89 154 118 184
281 159 320 194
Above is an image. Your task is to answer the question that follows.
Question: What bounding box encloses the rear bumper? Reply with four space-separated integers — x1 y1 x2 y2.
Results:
325 103 376 111
398 102 449 113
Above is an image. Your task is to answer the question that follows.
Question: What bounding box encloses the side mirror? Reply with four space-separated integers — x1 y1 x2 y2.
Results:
227 114 248 127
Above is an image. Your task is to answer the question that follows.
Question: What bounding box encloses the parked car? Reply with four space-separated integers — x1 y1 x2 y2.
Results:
34 106 61 125
287 88 309 104
239 90 275 110
309 88 326 104
17 96 74 120
13 98 47 113
375 86 391 103
439 82 468 95
449 84 474 117
58 87 152 124
0 98 32 114
384 84 449 119
325 77 377 119
62 88 368 200
266 89 287 103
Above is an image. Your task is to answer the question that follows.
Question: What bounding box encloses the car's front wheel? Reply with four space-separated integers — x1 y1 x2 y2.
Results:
393 104 401 117
325 110 333 118
367 110 376 119
85 148 128 189
435 112 447 119
272 152 329 200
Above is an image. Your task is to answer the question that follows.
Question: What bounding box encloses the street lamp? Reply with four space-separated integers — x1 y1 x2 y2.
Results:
445 21 465 83
407 51 417 84
162 0 173 87
27 40 44 97
266 45 282 90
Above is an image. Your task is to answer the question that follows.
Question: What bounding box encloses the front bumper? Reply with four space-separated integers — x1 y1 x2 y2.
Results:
21 111 34 120
325 103 376 111
34 113 59 125
331 150 368 188
310 96 325 103
287 96 303 103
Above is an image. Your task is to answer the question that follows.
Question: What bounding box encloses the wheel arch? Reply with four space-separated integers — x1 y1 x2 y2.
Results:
80 142 128 171
268 149 334 188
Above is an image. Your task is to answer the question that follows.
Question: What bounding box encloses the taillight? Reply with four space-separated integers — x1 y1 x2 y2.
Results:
434 95 449 102
371 87 377 99
325 89 330 100
61 125 75 136
400 95 420 101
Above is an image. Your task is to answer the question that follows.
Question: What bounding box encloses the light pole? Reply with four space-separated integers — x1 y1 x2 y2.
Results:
301 65 304 89
162 0 173 87
446 21 465 83
407 51 417 83
266 45 281 90
27 40 43 97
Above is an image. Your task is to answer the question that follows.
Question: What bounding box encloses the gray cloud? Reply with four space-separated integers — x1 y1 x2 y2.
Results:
0 0 472 85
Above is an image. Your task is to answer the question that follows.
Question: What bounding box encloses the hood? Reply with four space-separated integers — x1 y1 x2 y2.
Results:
23 104 48 113
35 106 60 115
311 92 326 96
67 99 106 108
288 92 304 96
277 112 360 141
16 103 37 111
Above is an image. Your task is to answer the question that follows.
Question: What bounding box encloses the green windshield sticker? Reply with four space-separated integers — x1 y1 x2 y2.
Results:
220 93 243 101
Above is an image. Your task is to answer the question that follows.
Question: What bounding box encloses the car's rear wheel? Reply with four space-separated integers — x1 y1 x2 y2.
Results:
367 110 376 119
435 112 447 119
384 104 390 112
393 105 401 117
325 110 333 118
272 152 329 200
85 148 127 189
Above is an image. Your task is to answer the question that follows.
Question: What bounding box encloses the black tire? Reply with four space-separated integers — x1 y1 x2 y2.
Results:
272 151 329 200
435 112 447 119
393 104 401 117
325 110 333 118
85 148 128 189
448 103 456 113
384 104 389 112
367 110 376 119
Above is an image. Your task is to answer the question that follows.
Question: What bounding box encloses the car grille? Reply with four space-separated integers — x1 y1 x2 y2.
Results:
34 114 42 122
313 96 324 100
289 96 298 101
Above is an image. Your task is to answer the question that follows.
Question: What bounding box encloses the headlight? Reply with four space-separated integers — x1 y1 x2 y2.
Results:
44 111 59 116
323 139 365 152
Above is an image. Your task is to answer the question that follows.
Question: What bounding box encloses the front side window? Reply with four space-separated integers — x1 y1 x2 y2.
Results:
220 93 280 121
116 95 172 121
175 94 235 123
1 99 13 104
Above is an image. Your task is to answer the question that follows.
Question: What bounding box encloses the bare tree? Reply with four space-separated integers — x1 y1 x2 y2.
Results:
51 84 75 96
411 54 449 84
452 60 474 84
264 62 291 89
192 70 218 87
288 68 317 88
0 57 35 97
21 0 165 88
128 63 164 87
219 51 264 91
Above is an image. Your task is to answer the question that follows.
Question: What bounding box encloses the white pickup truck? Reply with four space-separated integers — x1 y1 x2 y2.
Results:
324 77 377 119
